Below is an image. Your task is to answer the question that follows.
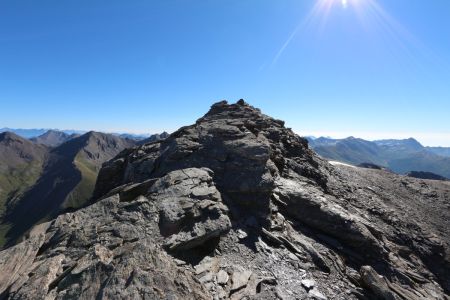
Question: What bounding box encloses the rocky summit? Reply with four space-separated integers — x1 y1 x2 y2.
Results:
0 100 449 299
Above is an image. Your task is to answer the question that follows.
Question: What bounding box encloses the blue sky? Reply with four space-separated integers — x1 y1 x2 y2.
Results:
1 0 450 146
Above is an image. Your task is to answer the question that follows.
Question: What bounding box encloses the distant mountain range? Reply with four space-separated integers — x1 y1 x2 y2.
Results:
0 128 83 139
0 129 170 247
307 136 450 179
0 127 165 142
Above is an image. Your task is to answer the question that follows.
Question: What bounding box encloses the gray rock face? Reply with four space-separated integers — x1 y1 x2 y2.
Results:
0 190 210 299
360 266 397 300
1 100 449 299
94 100 326 212
150 168 231 252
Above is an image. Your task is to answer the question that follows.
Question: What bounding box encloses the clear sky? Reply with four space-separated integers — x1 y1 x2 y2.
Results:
1 0 450 146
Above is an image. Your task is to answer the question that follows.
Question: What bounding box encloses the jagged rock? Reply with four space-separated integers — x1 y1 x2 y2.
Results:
199 272 214 284
195 256 219 276
1 100 449 299
360 266 397 300
301 279 315 290
0 233 46 294
309 288 328 300
275 178 382 257
151 168 231 251
217 270 229 285
231 269 252 291
236 229 248 240
0 194 211 299
94 100 326 214
229 273 260 300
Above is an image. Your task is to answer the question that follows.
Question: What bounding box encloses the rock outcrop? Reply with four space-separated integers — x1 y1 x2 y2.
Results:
0 100 449 299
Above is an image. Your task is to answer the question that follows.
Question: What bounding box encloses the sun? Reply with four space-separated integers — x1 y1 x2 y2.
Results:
327 0 360 8
273 0 421 65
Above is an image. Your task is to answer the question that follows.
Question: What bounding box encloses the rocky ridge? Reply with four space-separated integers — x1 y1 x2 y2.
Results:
0 100 449 299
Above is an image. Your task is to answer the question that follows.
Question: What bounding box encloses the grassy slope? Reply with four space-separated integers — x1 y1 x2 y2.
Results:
0 160 44 246
0 224 10 247
1 133 134 247
62 154 98 210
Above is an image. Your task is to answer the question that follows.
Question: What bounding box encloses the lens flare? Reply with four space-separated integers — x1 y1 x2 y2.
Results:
272 0 428 65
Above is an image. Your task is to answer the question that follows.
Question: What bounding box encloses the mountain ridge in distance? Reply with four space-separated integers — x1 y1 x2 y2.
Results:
0 127 83 139
307 136 450 179
1 127 168 142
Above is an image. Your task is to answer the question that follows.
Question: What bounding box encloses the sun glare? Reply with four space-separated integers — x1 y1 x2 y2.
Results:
273 0 424 65
319 0 363 10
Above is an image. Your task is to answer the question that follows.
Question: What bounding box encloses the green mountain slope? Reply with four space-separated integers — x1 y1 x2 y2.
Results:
0 132 48 207
0 132 48 245
0 132 135 247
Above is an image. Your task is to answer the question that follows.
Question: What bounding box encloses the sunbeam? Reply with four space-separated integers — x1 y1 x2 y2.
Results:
272 0 430 66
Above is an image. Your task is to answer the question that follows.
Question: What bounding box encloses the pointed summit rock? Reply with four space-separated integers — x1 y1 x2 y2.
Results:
94 100 327 205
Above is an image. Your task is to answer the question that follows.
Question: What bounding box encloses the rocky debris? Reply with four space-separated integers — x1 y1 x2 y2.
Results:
301 279 315 290
0 100 449 299
308 288 328 300
230 269 252 291
360 266 397 300
0 193 210 299
236 229 248 240
0 227 47 294
217 270 229 285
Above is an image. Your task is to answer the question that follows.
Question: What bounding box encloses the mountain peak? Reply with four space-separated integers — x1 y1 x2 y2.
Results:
42 129 65 136
83 130 104 139
405 137 423 146
30 130 71 147
0 131 24 142
94 100 323 202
